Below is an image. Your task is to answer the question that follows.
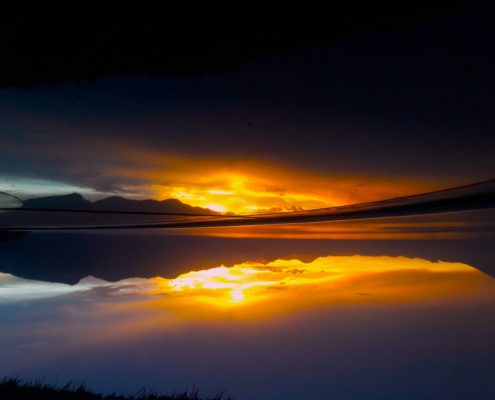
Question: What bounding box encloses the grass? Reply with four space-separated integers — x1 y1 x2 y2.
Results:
0 378 231 400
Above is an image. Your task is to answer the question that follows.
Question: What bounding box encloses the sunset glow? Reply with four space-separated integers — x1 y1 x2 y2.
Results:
145 168 434 215
158 173 333 214
150 256 492 315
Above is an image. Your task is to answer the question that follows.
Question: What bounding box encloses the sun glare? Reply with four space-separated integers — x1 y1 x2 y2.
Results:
150 256 490 314
204 203 228 213
159 174 334 214
164 266 276 304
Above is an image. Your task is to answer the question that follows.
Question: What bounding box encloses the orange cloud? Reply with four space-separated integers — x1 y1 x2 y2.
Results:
145 256 495 319
103 147 438 214
5 131 445 213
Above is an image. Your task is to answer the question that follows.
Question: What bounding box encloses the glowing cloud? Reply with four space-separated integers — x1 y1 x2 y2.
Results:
4 256 492 321
104 150 434 214
148 256 495 317
154 173 332 214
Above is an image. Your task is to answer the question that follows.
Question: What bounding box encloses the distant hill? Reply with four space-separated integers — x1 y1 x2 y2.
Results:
22 193 218 215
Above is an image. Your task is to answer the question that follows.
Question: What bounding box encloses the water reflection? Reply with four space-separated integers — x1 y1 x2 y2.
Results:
1 254 495 399
2 256 494 319
148 256 493 319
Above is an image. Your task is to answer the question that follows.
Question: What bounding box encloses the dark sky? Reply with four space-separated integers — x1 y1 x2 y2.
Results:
1 5 494 210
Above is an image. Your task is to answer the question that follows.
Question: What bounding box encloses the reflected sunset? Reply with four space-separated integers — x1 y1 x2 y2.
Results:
3 255 494 320
142 256 495 318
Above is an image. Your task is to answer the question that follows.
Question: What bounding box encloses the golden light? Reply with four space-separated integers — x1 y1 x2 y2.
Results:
102 145 444 214
149 256 495 317
162 266 277 305
204 203 228 213
157 173 334 214
207 189 234 195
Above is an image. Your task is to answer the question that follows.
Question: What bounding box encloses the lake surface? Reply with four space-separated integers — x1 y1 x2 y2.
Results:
1 213 495 399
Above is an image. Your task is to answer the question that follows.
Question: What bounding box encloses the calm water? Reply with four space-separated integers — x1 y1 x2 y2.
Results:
1 215 495 399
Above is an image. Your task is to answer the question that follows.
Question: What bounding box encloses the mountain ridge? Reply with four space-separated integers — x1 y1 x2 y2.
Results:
22 193 218 215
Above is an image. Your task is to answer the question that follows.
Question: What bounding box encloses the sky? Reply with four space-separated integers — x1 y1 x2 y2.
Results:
0 5 494 214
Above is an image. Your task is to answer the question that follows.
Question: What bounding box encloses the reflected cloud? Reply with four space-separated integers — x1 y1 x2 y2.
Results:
1 255 495 399
149 256 495 318
0 273 107 302
3 256 494 320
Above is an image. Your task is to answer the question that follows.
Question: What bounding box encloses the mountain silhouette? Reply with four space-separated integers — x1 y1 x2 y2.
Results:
23 193 92 209
22 193 217 215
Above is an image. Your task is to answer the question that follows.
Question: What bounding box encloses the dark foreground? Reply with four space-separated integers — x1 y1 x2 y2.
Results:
0 379 230 400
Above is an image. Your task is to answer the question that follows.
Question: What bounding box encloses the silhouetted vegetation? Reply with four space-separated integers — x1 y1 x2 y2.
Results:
1 5 459 88
0 378 231 400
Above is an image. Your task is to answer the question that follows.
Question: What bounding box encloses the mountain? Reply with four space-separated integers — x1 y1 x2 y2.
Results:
22 193 218 215
23 193 92 209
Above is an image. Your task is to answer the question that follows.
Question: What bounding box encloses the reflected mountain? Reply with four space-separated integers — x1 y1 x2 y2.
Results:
3 255 495 318
1 232 495 284
0 229 28 243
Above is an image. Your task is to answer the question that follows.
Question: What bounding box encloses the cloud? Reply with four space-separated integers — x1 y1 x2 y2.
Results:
2 256 493 320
